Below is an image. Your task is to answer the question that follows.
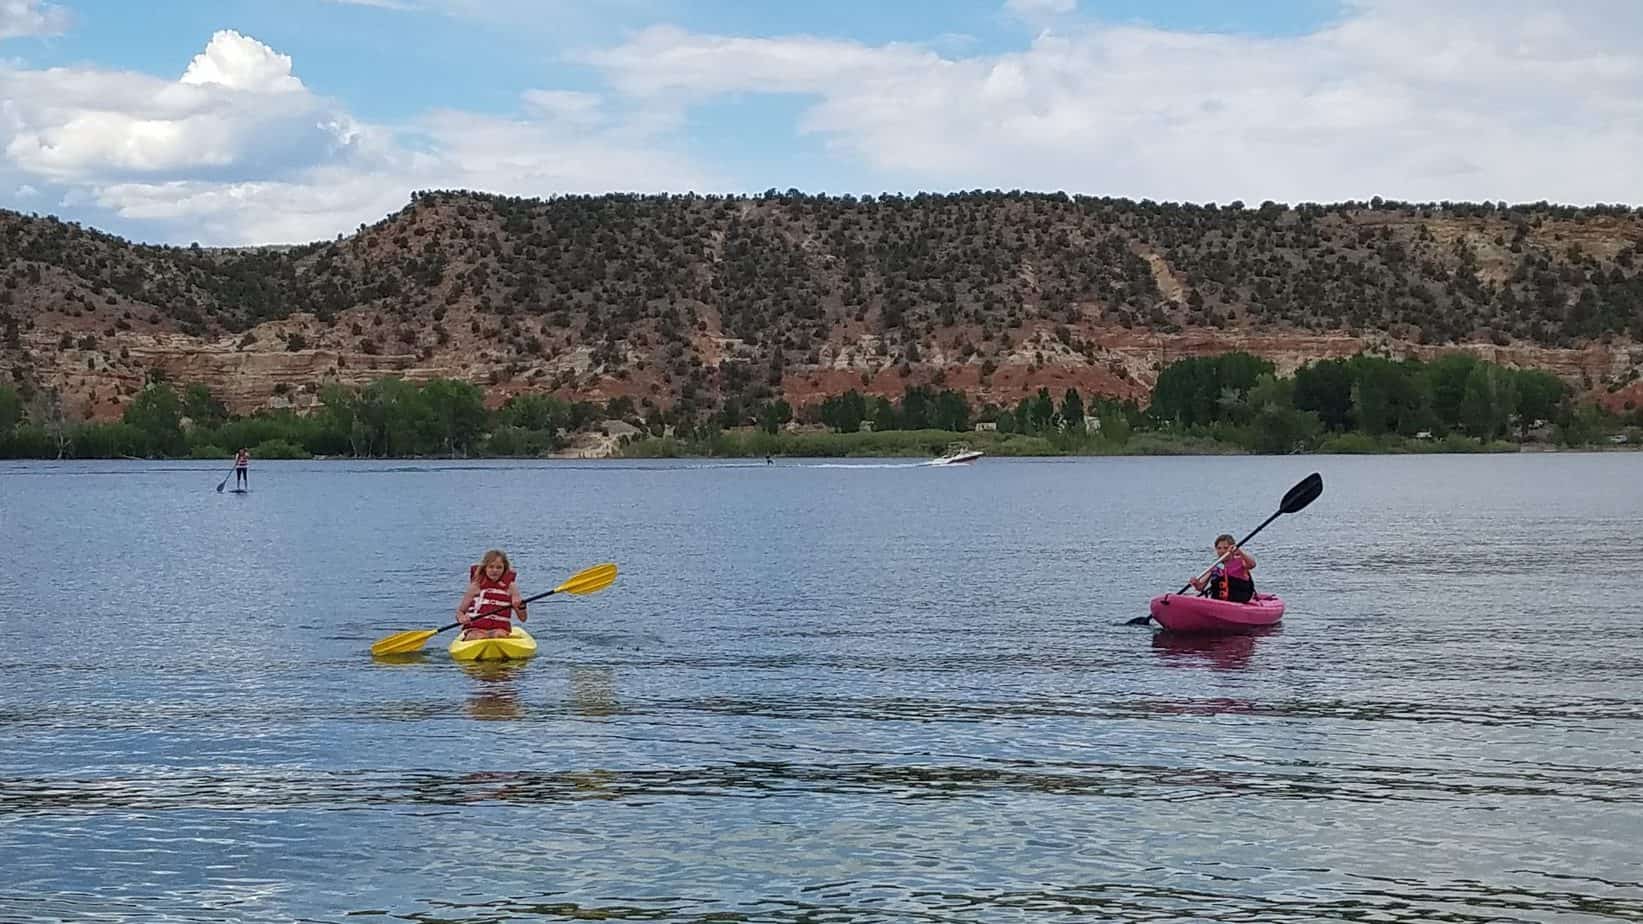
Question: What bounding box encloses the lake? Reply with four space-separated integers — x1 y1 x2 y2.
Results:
1 454 1639 923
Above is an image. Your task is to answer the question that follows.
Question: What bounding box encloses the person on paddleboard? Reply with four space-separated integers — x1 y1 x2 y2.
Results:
1190 533 1256 603
455 549 528 640
233 447 250 490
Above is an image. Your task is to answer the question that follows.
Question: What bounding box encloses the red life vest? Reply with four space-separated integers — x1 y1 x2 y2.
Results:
467 566 518 621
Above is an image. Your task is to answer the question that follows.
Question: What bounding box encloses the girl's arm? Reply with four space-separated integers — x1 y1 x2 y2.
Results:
455 583 480 622
1237 548 1256 570
511 584 528 622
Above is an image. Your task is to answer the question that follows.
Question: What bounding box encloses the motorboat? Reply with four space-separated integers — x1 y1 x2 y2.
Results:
927 442 985 465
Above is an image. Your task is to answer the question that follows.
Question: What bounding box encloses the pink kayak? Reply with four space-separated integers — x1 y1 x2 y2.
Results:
1148 593 1285 632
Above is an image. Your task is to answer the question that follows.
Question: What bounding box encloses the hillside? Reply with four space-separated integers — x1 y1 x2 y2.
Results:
3 190 1642 422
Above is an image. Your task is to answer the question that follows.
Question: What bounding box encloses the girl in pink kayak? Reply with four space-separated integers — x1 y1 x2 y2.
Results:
1190 533 1256 602
455 549 528 640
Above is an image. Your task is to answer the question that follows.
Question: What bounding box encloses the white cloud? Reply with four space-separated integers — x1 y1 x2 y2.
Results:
180 29 305 93
591 1 1643 205
521 89 605 126
0 0 70 40
84 111 713 244
0 31 362 183
1005 0 1076 19
0 27 715 244
7 1 1640 246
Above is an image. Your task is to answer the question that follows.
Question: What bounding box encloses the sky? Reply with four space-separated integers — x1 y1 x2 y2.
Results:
1 0 1639 246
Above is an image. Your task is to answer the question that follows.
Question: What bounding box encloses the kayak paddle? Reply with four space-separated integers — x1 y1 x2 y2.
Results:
1126 472 1323 626
370 562 618 656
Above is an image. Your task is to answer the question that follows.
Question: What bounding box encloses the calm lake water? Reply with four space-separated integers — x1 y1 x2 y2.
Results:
1 454 1640 923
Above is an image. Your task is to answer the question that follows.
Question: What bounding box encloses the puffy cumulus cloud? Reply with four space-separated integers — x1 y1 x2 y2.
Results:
590 0 1643 205
180 29 306 93
1 31 362 182
0 30 713 244
0 0 70 40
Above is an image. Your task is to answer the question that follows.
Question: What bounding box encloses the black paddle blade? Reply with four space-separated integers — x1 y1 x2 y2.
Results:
1124 614 1152 626
1279 472 1323 514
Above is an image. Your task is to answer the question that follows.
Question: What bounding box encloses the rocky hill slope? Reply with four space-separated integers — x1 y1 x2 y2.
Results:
3 190 1641 421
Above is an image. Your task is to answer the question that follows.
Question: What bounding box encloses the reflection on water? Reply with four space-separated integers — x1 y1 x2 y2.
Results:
371 650 433 667
389 877 1643 924
3 456 1642 923
460 661 526 721
569 665 618 717
1150 625 1279 670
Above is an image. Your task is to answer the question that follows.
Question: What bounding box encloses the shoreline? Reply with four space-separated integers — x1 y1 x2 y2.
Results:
5 429 1639 462
4 443 1639 463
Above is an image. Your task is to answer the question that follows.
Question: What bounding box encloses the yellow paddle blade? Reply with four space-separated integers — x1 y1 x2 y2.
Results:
370 627 439 657
555 562 617 596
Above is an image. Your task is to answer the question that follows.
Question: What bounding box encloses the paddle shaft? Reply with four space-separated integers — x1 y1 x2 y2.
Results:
1176 509 1279 595
437 588 558 633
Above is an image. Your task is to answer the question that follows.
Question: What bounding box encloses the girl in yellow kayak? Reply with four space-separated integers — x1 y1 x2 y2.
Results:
455 550 528 640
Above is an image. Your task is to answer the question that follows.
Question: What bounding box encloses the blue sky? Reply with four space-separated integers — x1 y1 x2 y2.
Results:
0 0 1637 244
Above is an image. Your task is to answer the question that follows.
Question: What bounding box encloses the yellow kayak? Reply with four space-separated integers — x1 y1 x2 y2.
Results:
448 625 538 662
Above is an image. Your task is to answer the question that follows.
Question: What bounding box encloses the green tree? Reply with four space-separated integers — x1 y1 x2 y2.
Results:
1512 369 1568 437
898 386 934 430
1247 374 1320 452
1102 411 1132 445
819 390 867 433
1059 388 1085 432
1028 387 1056 432
1348 356 1426 436
123 383 185 455
74 422 150 458
932 389 971 432
869 396 898 430
1091 398 1131 444
0 385 20 434
1293 358 1354 431
182 384 228 429
716 396 748 430
420 378 488 455
1425 353 1479 433
1150 352 1274 426
605 395 637 419
499 393 571 432
758 399 793 434
1460 364 1514 439
358 377 426 456
1556 403 1608 446
1014 396 1034 434
320 384 369 456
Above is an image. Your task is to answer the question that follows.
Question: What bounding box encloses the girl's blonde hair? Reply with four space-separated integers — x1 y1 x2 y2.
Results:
477 549 512 575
